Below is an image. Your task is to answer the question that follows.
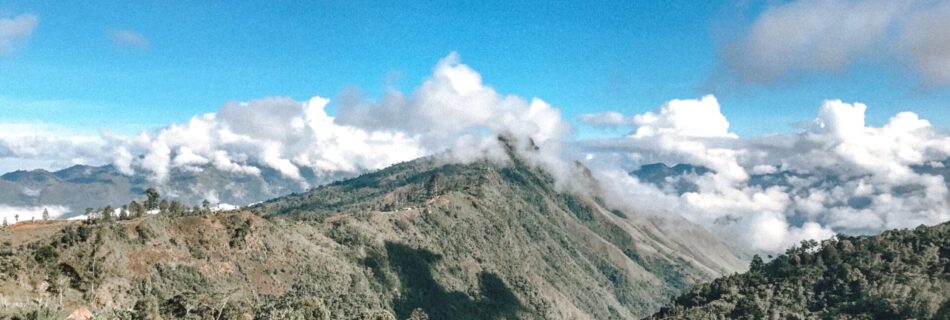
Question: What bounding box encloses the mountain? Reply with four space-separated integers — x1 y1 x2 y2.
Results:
630 163 711 194
648 221 950 319
0 163 348 216
630 161 950 208
0 141 744 319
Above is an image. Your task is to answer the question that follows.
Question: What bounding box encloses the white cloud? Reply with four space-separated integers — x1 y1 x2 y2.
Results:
577 95 950 252
1 52 947 255
0 53 568 187
0 12 38 54
334 53 568 150
632 95 735 139
0 122 108 173
724 0 950 86
110 30 149 50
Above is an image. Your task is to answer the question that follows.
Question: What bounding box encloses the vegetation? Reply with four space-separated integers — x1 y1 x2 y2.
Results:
0 142 742 318
649 222 950 319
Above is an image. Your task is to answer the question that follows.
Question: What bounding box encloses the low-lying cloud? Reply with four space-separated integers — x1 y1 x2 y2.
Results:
578 96 949 252
1 53 947 254
0 204 69 224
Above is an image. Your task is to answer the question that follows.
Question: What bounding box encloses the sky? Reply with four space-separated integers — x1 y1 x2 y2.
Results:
2 1 947 138
2 1 950 253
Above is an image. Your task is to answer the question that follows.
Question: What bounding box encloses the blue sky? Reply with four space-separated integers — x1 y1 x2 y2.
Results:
1 0 948 138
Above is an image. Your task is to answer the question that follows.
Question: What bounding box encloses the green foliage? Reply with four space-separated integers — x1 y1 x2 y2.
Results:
144 188 160 210
650 222 950 319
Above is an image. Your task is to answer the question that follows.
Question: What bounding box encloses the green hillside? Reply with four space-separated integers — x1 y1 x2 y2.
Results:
649 222 950 319
0 143 742 319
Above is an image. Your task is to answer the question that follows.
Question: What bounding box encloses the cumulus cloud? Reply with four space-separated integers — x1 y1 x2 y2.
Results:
723 0 950 85
0 12 38 54
334 53 568 150
0 53 567 186
577 95 950 252
1 52 947 255
110 30 149 50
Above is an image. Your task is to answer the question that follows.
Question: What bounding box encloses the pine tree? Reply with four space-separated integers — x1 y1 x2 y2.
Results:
42 208 49 221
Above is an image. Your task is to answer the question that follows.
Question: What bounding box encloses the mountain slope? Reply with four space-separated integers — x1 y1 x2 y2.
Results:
0 143 743 319
649 221 950 319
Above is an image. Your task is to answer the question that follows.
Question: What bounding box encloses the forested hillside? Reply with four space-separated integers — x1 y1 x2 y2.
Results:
649 221 950 319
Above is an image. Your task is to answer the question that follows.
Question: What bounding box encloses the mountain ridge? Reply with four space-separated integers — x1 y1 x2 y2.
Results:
0 141 743 319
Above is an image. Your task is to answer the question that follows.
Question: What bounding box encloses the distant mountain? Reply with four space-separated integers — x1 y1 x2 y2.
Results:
0 140 744 319
0 164 349 216
630 163 711 194
630 160 950 206
648 221 950 319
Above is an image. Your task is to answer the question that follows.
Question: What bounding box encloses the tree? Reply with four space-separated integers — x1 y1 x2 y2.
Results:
2 218 6 228
145 187 160 210
750 254 765 272
159 199 169 214
202 199 211 212
129 201 144 218
102 205 114 222
13 214 18 223
119 205 128 220
42 208 49 221
169 200 183 216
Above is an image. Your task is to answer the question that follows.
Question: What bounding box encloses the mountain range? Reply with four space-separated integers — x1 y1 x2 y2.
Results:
0 163 350 217
0 141 745 319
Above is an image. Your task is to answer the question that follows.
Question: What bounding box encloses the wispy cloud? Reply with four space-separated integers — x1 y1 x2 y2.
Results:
722 0 950 86
0 12 39 54
110 29 149 50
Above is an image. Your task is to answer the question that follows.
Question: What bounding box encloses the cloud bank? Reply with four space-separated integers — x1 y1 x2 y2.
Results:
723 0 950 85
578 96 950 252
0 12 38 54
0 53 566 186
1 53 947 254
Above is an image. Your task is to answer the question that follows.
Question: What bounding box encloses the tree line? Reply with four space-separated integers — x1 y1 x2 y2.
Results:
0 188 220 228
